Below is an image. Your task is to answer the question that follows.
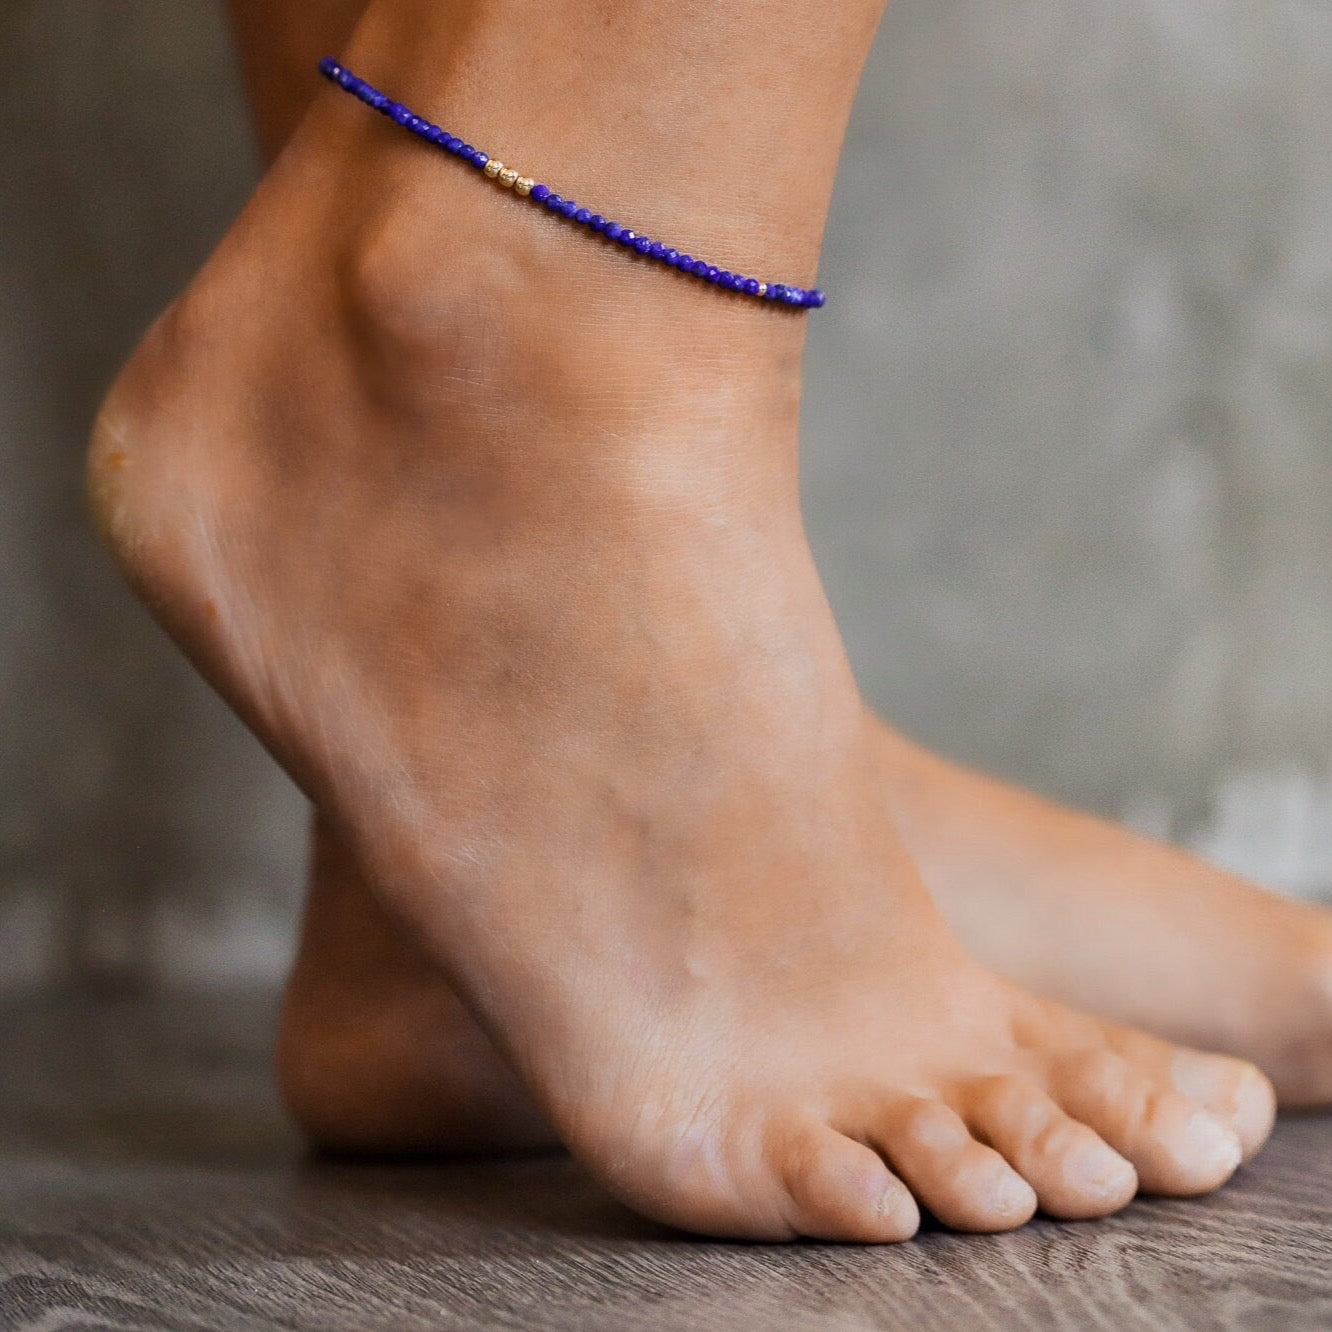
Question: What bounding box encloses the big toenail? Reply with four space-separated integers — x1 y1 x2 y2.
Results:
1171 1051 1227 1102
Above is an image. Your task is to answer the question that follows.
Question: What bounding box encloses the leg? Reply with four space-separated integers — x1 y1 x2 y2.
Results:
97 0 1274 1239
227 0 365 162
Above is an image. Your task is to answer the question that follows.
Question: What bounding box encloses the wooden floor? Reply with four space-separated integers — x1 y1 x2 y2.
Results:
1 993 1330 1330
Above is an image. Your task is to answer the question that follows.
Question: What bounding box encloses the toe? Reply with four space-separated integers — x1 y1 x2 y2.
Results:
1104 1028 1276 1162
1049 1049 1243 1196
864 1096 1038 1233
963 1076 1137 1220
777 1121 920 1243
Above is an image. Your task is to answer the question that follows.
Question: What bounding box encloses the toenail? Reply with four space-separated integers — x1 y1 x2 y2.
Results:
1071 1141 1136 1200
1170 1051 1229 1103
1184 1110 1243 1174
990 1172 1037 1219
875 1173 902 1213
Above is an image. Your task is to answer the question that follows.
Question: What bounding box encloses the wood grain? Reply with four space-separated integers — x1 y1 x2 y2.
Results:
0 993 1329 1330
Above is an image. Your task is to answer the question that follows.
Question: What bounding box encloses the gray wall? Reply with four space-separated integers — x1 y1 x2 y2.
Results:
2 0 1330 990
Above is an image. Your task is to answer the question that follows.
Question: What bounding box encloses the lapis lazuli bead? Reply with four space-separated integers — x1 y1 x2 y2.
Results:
320 58 825 311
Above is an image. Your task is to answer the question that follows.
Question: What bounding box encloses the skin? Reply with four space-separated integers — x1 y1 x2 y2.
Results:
91 0 1278 1242
220 0 1332 1145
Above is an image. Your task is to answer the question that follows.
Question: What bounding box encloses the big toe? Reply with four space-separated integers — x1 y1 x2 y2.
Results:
1103 1024 1276 1161
1168 1049 1277 1160
1050 1048 1244 1196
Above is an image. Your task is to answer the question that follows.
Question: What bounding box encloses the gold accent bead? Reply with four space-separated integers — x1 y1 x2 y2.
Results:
484 158 503 178
499 167 519 188
757 283 768 297
514 176 534 196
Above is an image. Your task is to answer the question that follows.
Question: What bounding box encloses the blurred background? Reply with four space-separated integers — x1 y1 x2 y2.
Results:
2 0 1330 993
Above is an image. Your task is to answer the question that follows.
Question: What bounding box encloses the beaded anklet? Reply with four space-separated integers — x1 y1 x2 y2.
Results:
319 58 827 310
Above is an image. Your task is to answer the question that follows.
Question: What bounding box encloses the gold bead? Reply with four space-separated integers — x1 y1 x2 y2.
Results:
499 167 519 188
514 177 534 196
484 158 503 178
757 283 768 297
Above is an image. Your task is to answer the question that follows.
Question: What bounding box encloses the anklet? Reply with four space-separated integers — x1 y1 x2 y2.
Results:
320 58 827 310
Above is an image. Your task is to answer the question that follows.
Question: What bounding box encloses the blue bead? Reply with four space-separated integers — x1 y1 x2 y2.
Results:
320 60 826 315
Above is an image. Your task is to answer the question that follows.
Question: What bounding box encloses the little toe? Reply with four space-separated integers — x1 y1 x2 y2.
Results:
777 1121 920 1243
864 1096 1037 1233
1050 1050 1243 1196
963 1076 1137 1220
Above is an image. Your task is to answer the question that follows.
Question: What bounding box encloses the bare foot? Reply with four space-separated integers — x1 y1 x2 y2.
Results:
93 29 1271 1237
881 731 1332 1109
280 722 1324 1165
